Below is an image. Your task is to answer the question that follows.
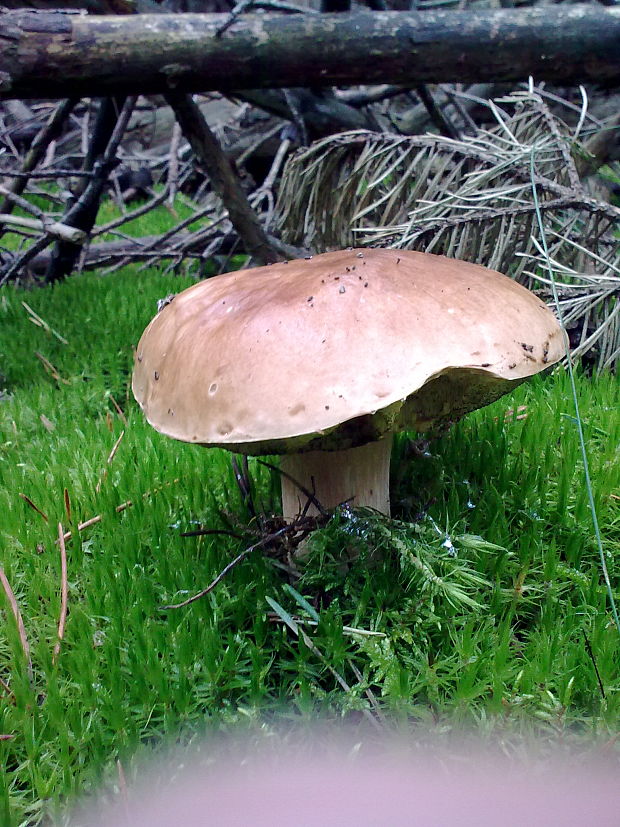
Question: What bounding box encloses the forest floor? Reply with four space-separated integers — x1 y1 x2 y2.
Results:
0 267 619 824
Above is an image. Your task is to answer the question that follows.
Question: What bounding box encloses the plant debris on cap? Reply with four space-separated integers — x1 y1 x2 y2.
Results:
132 249 566 455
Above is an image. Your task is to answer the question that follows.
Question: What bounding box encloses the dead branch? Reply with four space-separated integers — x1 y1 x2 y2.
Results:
45 96 136 282
1 8 619 100
165 92 281 264
0 98 77 214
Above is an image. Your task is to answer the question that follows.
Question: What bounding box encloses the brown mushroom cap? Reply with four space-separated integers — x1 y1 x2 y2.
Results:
132 249 565 455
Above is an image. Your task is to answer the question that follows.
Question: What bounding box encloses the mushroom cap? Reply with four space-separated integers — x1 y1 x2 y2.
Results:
132 249 565 454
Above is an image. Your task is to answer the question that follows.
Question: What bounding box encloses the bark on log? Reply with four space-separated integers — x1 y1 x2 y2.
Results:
1 7 619 100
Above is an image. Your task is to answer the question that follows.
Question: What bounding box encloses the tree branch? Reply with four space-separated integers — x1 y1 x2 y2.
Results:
165 92 281 264
1 7 619 100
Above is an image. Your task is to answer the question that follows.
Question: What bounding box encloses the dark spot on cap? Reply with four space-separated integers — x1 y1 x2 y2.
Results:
154 371 159 380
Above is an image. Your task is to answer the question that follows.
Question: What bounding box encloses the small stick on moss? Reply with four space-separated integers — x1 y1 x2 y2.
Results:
347 657 388 725
52 523 68 666
34 351 70 385
582 631 606 700
108 393 127 425
95 429 125 494
21 301 69 344
0 567 32 684
160 526 293 610
164 504 329 610
181 528 245 540
56 479 180 543
18 492 48 523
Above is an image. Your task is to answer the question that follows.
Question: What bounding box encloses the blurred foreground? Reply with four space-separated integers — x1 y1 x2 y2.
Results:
76 730 620 826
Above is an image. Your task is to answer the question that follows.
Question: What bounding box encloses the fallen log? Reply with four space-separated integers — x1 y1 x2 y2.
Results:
1 7 619 101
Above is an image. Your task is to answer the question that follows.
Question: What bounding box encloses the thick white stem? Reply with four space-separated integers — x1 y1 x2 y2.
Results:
280 438 392 521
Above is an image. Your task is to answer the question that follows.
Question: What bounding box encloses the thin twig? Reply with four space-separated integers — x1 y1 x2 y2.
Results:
231 455 257 521
21 301 68 344
160 525 293 610
18 492 49 523
257 459 328 517
64 487 71 524
165 91 281 264
56 479 181 543
92 187 170 237
215 0 256 36
181 528 245 540
34 351 70 384
0 234 50 287
0 98 77 215
347 657 388 724
582 632 605 700
108 394 127 426
0 567 33 684
167 121 182 209
52 523 68 666
95 429 125 494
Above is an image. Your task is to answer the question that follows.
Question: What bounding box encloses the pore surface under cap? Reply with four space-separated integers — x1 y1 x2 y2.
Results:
132 249 565 453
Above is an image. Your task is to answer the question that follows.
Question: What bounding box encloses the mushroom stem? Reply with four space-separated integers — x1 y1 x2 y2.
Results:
280 439 392 521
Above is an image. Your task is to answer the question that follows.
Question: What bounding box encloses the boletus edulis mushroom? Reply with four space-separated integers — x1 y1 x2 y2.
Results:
132 249 566 523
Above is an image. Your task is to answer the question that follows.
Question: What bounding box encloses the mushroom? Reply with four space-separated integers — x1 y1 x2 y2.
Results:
132 249 565 524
